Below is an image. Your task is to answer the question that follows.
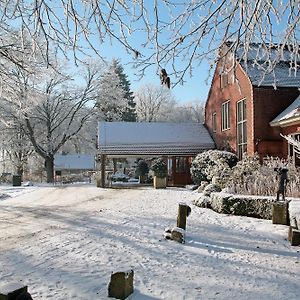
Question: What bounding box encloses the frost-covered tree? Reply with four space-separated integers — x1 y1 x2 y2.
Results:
95 66 129 121
0 2 298 84
0 63 101 183
167 102 204 123
59 113 98 155
110 59 137 122
135 84 177 122
0 121 33 177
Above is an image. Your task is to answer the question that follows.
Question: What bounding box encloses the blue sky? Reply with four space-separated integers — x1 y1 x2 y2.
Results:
93 43 212 105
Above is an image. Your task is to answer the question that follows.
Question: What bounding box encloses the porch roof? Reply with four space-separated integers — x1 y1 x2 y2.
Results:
98 122 215 157
270 95 300 127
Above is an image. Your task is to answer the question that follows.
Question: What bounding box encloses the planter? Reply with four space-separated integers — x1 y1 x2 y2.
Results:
139 175 147 184
154 176 166 189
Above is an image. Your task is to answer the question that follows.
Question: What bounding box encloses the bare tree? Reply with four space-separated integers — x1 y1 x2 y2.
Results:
0 121 33 177
169 102 204 123
0 1 298 84
0 63 101 183
135 84 177 122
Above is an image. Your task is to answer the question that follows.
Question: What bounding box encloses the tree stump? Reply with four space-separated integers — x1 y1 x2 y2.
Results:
108 270 134 299
0 284 31 300
272 202 289 225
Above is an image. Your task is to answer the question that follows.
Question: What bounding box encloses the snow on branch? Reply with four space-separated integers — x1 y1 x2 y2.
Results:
0 1 298 85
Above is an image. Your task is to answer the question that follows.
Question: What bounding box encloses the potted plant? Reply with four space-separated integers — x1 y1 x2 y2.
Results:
151 158 168 189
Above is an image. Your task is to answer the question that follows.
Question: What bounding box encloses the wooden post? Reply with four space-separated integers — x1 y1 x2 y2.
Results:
288 226 300 246
272 201 289 225
177 202 188 230
101 154 106 188
108 270 134 299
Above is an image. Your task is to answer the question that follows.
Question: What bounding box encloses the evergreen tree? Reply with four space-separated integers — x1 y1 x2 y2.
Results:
96 67 128 121
110 59 137 122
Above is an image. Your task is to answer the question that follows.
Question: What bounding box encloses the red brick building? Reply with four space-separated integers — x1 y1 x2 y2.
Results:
205 44 300 161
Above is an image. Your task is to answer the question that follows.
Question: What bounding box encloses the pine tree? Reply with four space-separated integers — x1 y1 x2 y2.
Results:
96 67 128 121
110 59 137 122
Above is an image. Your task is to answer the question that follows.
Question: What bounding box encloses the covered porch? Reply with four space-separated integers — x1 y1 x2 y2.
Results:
97 122 215 187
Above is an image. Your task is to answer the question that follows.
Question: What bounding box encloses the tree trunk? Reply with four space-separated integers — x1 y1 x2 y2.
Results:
113 158 117 173
45 155 54 183
16 165 23 180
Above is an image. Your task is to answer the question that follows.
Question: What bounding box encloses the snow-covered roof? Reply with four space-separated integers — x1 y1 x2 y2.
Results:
243 62 300 88
226 43 300 88
54 154 95 170
98 122 215 156
270 95 300 127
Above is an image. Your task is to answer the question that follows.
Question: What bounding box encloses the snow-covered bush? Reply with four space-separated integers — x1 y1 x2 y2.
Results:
150 158 167 178
203 183 222 196
229 156 300 198
190 150 238 186
229 153 261 188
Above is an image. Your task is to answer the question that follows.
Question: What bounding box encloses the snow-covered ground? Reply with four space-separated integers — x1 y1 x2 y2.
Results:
0 184 299 300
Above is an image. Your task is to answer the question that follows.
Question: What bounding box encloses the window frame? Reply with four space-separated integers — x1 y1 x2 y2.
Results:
236 98 247 160
221 100 230 131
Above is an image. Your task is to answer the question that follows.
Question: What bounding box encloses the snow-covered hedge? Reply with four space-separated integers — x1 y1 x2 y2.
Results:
190 150 238 185
194 192 275 219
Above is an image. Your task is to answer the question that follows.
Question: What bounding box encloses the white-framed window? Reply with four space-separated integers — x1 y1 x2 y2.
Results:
237 99 247 160
288 133 300 166
221 101 230 131
212 112 217 132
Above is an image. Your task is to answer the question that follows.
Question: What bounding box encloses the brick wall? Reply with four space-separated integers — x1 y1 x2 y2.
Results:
205 61 299 161
205 62 252 154
253 87 299 159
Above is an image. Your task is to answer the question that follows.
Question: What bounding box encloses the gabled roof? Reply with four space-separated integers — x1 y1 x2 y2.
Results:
54 154 95 170
224 42 300 88
98 122 215 157
270 95 300 127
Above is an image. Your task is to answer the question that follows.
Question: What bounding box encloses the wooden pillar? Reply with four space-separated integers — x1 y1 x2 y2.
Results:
177 202 188 230
272 201 289 225
101 154 106 188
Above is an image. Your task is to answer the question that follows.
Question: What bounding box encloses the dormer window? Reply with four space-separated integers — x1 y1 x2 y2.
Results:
220 72 229 89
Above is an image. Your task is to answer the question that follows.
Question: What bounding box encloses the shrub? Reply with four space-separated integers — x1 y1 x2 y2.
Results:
135 159 149 177
228 156 300 198
151 158 168 178
190 150 238 185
